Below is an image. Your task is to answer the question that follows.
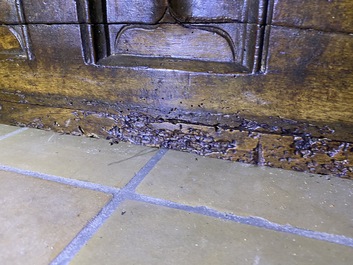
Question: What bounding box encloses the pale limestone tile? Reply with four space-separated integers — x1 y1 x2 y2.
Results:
0 170 111 265
71 200 352 265
0 124 20 136
136 150 353 237
0 128 157 187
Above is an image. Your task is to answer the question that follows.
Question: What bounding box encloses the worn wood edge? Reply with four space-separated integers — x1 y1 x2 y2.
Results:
0 100 352 179
1 89 352 143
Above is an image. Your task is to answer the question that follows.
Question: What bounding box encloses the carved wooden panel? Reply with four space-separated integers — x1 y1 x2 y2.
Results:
77 0 271 74
1 0 352 178
0 0 33 60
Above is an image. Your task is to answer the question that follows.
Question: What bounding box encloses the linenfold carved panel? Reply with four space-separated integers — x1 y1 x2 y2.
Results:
78 0 271 74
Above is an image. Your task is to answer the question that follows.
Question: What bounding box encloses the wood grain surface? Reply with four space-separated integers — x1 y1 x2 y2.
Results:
0 0 352 178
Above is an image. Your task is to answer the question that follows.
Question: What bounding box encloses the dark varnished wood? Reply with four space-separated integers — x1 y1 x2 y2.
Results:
0 0 352 178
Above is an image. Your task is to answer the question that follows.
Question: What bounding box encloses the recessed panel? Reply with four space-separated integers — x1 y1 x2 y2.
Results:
78 0 270 74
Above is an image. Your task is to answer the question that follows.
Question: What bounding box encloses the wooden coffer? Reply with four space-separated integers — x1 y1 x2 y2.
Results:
0 1 352 178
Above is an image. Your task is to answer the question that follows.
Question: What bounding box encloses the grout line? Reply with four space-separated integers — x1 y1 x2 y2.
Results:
123 148 168 192
49 148 168 264
0 127 28 141
50 194 125 265
0 165 119 194
2 139 352 256
129 193 353 249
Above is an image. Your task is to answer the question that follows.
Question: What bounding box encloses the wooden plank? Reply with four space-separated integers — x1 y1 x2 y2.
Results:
21 0 78 23
271 0 353 33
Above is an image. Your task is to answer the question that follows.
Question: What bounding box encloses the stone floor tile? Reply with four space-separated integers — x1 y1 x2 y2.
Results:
0 124 20 137
71 200 352 265
137 150 353 237
0 170 111 265
0 128 157 187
